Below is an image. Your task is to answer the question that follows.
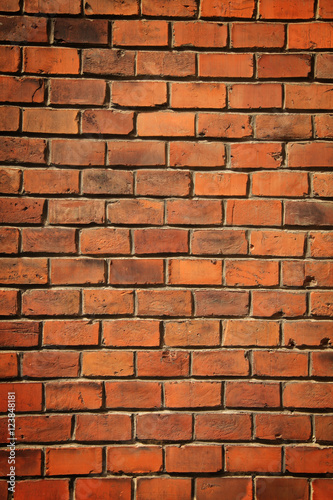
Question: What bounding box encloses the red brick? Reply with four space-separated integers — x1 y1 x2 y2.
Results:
54 18 108 45
313 172 333 198
136 413 192 441
165 381 221 408
285 201 333 226
289 23 333 49
51 258 105 285
51 139 105 166
286 85 333 110
25 0 81 14
110 258 163 285
136 170 191 197
82 109 134 135
310 232 333 258
83 289 134 315
0 168 21 193
258 54 311 78
225 260 279 286
14 480 70 500
319 0 333 18
250 230 305 257
22 228 76 254
283 261 333 287
22 351 79 378
50 78 106 105
284 382 333 409
48 199 104 225
166 445 222 473
23 108 78 135
226 200 282 226
3 414 72 443
82 170 133 196
230 142 283 169
197 478 252 500
0 137 46 164
0 15 47 42
169 258 222 285
223 319 280 346
0 45 20 72
43 320 99 346
112 81 167 107
171 82 226 109
195 290 249 316
166 199 221 225
232 22 285 48
0 448 42 476
103 319 160 347
80 228 130 255
226 446 281 472
76 478 131 500
229 83 282 109
193 350 249 376
289 142 333 168
313 479 333 500
108 141 165 166
82 351 134 377
46 447 102 475
173 21 227 47
45 381 102 411
253 171 308 197
83 49 135 76
0 227 19 254
0 352 17 378
105 381 162 409
285 447 333 474
259 0 314 19
253 291 306 317
201 0 255 18
137 350 190 377
196 413 252 441
199 53 253 78
0 258 47 285
84 0 138 15
226 381 280 408
0 382 42 412
0 321 40 347
165 319 220 347
137 111 195 137
311 291 333 317
137 478 191 500
142 0 197 17
108 199 164 225
284 321 333 347
0 0 19 11
316 53 333 78
108 446 163 474
0 76 44 103
170 141 225 167
24 169 79 195
316 114 333 138
134 228 188 254
0 198 45 224
77 414 131 442
253 350 308 377
0 289 18 316
316 415 333 441
195 172 247 197
256 478 309 500
138 289 191 316
0 106 19 131
255 414 311 441
137 51 195 76
256 114 312 140
312 351 333 377
198 113 252 138
192 229 247 255
113 20 168 46
22 289 80 316
24 47 79 74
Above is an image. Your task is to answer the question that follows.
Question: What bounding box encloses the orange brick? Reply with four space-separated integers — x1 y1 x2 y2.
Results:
0 15 47 42
137 478 191 500
142 0 197 17
198 113 252 138
0 258 48 285
82 351 134 377
0 167 21 193
82 109 134 135
22 351 79 378
105 381 162 409
259 0 314 19
25 0 81 14
83 49 135 76
223 319 280 346
0 76 44 103
195 290 249 316
232 22 285 48
258 54 311 78
76 479 131 500
315 114 333 139
46 447 102 476
230 142 283 169
83 289 134 315
82 170 133 196
76 413 131 442
108 446 163 473
136 170 191 197
43 320 99 346
252 291 306 317
108 141 165 166
253 351 308 377
108 199 164 225
252 171 309 197
22 228 76 254
286 85 333 109
84 0 138 15
225 259 279 286
169 258 222 285
284 321 333 347
0 227 19 254
250 230 305 257
137 290 192 317
0 137 46 164
229 83 282 109
313 173 333 198
22 289 80 316
51 139 105 166
80 228 130 255
226 446 281 472
0 46 20 72
255 414 311 441
201 0 255 18
103 319 160 347
137 111 195 136
192 229 247 255
113 20 168 46
192 350 249 376
136 413 192 441
45 381 102 411
171 82 226 109
173 21 227 47
51 258 105 285
319 0 333 18
289 23 333 49
24 47 79 74
167 199 222 225
199 53 254 78
24 169 79 195
134 228 188 254
109 258 164 285
170 142 225 167
226 200 282 226
316 53 333 78
226 381 280 408
50 78 106 105
164 320 220 347
112 81 167 107
165 381 221 408
137 51 195 76
256 114 312 140
196 413 252 441
195 172 248 196
166 445 222 473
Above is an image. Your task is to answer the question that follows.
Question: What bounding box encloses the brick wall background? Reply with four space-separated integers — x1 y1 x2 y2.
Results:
0 0 333 499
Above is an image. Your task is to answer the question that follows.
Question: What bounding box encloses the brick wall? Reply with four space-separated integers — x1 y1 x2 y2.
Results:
0 0 333 499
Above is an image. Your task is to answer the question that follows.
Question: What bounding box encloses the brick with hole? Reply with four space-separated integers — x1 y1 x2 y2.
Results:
252 291 306 317
0 137 46 164
230 142 283 169
282 260 333 288
0 258 48 285
283 321 333 347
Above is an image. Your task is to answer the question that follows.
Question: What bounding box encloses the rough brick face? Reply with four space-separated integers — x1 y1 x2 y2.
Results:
1 1 332 498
